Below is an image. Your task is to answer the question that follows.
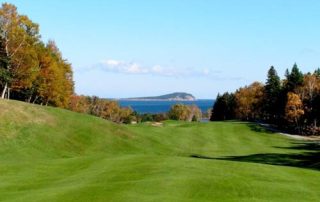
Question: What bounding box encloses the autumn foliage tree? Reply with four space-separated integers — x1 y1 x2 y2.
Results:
33 41 74 107
0 3 40 99
168 104 202 122
68 95 91 113
0 3 74 108
68 95 135 124
285 92 304 132
234 82 264 120
189 105 202 122
168 104 191 121
211 64 320 135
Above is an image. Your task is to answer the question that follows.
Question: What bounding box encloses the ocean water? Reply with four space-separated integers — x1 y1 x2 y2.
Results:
119 99 214 114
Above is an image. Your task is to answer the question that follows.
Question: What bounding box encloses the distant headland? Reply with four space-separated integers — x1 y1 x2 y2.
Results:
121 92 196 101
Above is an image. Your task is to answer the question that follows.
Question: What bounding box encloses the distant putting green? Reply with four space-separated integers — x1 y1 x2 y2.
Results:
0 100 319 202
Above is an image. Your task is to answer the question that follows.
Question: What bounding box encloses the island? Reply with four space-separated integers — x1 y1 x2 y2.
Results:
122 92 196 101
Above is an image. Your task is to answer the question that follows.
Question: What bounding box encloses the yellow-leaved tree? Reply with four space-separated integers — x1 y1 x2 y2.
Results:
0 3 40 99
285 92 304 131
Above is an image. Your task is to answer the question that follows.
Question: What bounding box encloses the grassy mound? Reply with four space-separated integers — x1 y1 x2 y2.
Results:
0 100 319 201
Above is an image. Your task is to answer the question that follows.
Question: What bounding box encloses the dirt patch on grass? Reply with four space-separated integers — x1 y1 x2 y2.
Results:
258 123 320 141
279 133 320 141
151 122 163 127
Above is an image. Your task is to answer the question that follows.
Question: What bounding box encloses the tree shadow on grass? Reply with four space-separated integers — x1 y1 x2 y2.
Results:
245 122 281 134
224 121 278 134
247 123 273 133
190 142 320 171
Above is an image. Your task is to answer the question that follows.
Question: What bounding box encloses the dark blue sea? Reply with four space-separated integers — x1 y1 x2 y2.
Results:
119 99 214 114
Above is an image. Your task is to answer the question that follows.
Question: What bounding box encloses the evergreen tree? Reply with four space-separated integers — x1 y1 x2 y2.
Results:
312 94 320 129
210 92 235 121
264 66 281 122
314 68 320 78
285 63 303 92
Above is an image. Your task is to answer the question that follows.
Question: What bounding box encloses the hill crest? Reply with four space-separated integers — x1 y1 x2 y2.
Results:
123 92 196 101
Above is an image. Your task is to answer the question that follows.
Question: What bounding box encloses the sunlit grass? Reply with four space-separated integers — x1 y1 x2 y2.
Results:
0 99 319 202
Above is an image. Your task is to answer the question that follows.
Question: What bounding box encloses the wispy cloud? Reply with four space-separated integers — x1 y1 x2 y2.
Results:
76 59 243 81
88 59 225 78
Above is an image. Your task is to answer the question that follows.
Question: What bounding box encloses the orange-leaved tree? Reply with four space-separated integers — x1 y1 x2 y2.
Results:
235 82 264 120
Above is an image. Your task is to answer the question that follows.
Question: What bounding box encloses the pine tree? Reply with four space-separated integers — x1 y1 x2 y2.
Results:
314 68 320 78
285 63 303 92
210 92 235 121
264 66 281 122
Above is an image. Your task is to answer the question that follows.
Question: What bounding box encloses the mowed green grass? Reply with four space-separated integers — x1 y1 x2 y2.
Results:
0 100 319 202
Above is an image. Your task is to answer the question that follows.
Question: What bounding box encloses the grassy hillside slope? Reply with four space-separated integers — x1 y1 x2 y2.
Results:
0 100 319 202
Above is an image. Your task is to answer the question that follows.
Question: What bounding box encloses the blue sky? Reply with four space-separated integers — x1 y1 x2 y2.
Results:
4 0 320 98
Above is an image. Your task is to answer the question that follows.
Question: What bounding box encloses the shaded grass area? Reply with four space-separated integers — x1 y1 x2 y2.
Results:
191 142 320 171
0 100 320 202
191 123 320 171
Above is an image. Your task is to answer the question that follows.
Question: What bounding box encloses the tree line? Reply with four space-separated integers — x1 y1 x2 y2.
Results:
69 95 203 123
69 95 135 124
211 64 320 135
0 3 73 107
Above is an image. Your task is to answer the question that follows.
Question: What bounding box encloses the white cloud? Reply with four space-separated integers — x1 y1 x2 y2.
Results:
203 68 210 75
85 59 243 81
95 59 213 77
105 59 121 66
99 60 148 74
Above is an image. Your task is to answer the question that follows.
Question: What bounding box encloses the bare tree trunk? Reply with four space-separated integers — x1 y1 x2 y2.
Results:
1 82 7 99
27 95 32 103
7 87 10 99
2 38 11 100
32 96 38 104
295 117 301 134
